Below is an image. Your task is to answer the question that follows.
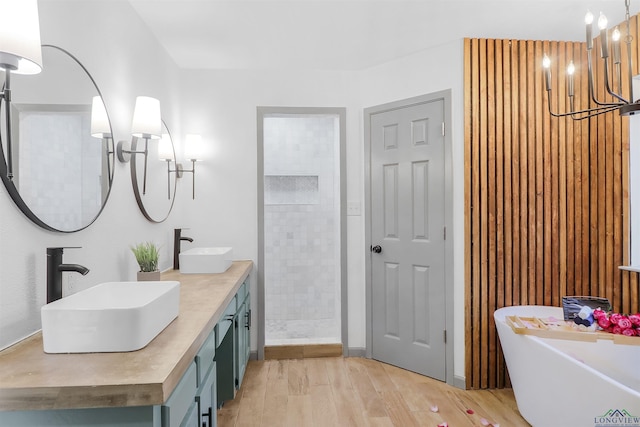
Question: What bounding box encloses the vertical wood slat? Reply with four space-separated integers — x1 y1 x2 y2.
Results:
580 41 591 299
519 41 529 307
498 39 510 387
487 39 497 390
463 36 472 394
494 39 505 388
478 38 489 390
464 18 639 389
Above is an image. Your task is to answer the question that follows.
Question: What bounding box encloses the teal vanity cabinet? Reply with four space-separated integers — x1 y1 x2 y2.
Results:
0 329 217 427
216 280 251 408
0 262 253 427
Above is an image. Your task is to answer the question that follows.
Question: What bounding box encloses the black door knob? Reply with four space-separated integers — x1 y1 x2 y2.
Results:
371 245 382 254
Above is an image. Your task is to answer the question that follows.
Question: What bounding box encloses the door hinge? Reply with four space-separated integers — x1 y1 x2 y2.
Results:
443 226 447 240
443 330 447 343
441 122 445 136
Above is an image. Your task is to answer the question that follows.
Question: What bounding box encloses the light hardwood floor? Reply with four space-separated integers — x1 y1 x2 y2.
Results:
217 357 530 426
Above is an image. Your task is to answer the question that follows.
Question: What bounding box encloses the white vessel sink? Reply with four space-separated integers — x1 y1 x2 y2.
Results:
41 281 180 353
179 247 233 274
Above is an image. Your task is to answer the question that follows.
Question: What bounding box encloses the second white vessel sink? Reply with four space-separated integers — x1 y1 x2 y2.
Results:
179 247 233 274
41 280 180 353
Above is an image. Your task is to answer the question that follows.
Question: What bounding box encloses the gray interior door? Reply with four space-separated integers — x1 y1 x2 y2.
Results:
369 98 446 380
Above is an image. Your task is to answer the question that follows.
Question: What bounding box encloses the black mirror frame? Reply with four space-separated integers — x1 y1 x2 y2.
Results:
0 44 115 233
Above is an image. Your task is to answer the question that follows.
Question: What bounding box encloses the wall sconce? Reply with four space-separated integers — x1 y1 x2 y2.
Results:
117 96 162 194
159 133 203 200
182 134 203 200
90 95 113 179
0 0 43 179
158 133 179 199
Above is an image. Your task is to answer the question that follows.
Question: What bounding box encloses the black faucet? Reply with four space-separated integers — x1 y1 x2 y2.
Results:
173 228 194 270
46 247 90 304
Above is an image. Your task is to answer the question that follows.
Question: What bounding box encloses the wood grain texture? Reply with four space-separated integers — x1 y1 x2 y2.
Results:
218 357 529 427
464 15 640 390
264 343 343 360
0 261 252 411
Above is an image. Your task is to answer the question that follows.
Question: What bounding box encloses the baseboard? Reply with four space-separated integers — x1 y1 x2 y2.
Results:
249 350 258 361
347 347 366 357
453 374 466 390
264 343 343 360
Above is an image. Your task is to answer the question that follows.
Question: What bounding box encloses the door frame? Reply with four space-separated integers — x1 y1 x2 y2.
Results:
256 106 348 360
364 91 454 385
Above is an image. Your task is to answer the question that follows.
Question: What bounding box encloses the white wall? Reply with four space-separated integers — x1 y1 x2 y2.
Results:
0 2 466 382
0 1 183 349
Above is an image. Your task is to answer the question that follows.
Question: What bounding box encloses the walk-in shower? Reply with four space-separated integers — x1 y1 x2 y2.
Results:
258 108 346 351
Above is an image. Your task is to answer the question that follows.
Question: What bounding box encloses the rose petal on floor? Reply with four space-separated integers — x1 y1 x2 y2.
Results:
480 418 490 426
437 423 448 427
466 408 475 414
430 405 439 413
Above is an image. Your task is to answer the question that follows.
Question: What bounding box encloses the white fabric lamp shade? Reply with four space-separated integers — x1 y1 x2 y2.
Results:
90 96 111 138
157 134 174 161
131 96 161 139
184 134 203 161
0 0 42 75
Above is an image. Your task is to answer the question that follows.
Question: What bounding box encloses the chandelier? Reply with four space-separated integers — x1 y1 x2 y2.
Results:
543 0 640 120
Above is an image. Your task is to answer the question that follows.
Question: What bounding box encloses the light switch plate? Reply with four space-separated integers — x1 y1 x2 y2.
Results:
347 201 361 216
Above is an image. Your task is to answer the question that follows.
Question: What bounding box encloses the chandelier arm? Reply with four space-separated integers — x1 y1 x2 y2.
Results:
587 50 626 107
546 96 621 119
603 56 630 103
568 106 625 120
626 46 634 103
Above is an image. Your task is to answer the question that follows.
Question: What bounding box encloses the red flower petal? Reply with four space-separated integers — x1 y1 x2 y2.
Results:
467 409 475 414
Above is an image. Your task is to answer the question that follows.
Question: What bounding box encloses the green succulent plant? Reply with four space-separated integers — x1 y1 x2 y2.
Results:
130 242 160 272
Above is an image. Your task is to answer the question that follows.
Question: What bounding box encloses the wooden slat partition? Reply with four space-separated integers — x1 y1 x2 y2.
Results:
464 15 640 390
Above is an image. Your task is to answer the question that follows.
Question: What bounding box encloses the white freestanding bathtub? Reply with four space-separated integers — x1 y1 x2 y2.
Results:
494 305 640 427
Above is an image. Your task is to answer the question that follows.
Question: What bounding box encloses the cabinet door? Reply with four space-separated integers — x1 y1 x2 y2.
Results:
244 298 251 364
197 363 217 427
180 402 198 427
162 362 197 427
234 298 250 390
215 324 235 407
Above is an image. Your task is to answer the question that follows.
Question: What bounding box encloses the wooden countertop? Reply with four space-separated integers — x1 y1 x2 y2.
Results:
0 260 252 412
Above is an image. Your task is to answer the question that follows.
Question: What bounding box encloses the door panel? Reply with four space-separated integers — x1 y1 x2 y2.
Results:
370 98 446 381
383 164 399 238
384 262 400 338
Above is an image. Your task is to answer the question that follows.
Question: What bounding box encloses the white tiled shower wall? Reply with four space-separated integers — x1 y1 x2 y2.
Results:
263 115 341 345
19 111 103 230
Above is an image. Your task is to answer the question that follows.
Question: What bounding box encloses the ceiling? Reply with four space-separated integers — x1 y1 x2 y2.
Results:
127 0 640 71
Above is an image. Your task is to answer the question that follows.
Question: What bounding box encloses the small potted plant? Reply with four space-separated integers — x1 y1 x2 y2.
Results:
131 242 161 281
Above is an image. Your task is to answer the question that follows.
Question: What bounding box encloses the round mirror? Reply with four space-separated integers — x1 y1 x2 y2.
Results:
130 120 177 223
0 45 114 232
